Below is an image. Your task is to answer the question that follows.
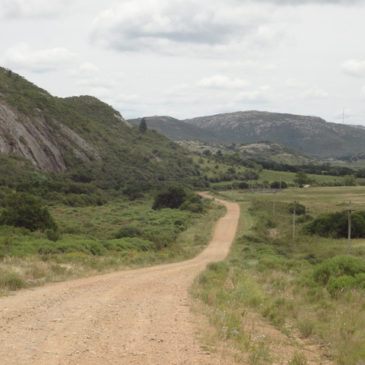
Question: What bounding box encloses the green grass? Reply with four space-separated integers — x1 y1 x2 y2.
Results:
193 187 365 364
0 195 225 295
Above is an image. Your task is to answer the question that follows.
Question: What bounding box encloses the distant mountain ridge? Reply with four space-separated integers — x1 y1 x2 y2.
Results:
131 111 365 160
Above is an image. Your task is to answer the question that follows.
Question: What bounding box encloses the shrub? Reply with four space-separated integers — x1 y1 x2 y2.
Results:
305 211 365 238
108 237 155 252
114 225 143 239
270 181 288 189
179 193 204 213
238 181 249 189
0 271 25 291
152 186 187 210
327 275 356 297
313 255 365 286
0 192 57 232
288 202 306 216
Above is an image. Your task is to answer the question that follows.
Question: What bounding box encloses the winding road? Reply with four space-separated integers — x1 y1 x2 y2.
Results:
0 195 240 364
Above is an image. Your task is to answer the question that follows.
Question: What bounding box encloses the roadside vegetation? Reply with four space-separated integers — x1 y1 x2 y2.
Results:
192 186 365 365
0 189 224 295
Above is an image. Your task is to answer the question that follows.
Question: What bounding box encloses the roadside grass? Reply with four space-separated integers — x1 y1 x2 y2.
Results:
0 196 225 295
192 187 365 364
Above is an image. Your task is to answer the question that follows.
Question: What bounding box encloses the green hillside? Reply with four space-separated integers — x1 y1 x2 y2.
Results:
0 67 204 198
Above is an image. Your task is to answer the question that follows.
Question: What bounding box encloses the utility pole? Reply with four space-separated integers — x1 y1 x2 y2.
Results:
292 201 296 245
347 200 352 254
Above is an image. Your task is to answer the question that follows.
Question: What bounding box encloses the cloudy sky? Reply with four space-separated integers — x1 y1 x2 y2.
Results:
1 0 365 124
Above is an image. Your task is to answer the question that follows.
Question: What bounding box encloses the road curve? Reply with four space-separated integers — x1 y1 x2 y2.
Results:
0 195 240 364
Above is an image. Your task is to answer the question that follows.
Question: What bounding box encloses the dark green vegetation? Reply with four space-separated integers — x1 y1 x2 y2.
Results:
152 186 204 212
0 192 57 233
193 187 365 364
305 211 365 238
134 111 365 160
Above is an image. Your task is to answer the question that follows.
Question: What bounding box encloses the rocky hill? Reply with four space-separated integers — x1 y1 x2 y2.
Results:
0 67 203 192
133 111 365 160
129 116 219 142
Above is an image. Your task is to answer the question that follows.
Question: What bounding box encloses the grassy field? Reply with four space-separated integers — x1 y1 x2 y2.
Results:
0 196 225 295
191 153 365 190
193 187 365 364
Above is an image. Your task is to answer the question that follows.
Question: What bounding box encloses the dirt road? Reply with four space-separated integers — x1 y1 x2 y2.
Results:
0 196 240 364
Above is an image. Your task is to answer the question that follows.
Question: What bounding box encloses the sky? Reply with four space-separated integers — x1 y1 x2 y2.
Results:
1 0 365 124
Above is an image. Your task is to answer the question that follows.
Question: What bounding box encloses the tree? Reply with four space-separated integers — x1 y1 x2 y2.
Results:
0 192 57 232
139 118 147 133
294 171 310 187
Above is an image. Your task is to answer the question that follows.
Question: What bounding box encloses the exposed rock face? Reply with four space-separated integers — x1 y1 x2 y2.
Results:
0 100 100 172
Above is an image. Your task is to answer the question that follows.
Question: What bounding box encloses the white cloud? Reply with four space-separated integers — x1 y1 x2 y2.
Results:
342 59 365 77
234 85 271 103
90 0 283 54
286 78 306 88
197 75 248 89
302 87 328 98
78 62 99 75
1 0 71 18
3 43 75 73
233 0 362 5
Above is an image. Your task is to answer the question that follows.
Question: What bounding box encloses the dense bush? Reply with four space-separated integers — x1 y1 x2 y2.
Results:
114 225 143 239
152 186 204 213
179 193 204 213
270 181 288 189
313 255 365 285
288 202 306 216
0 193 57 233
312 255 365 297
237 181 249 189
152 186 187 210
305 211 365 238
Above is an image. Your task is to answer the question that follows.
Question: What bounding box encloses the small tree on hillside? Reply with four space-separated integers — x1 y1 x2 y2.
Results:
139 118 147 133
0 192 57 232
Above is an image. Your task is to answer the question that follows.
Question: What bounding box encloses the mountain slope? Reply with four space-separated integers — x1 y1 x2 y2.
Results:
0 67 203 191
185 111 365 159
133 111 365 160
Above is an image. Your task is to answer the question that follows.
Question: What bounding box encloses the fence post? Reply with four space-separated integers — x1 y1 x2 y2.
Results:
347 200 352 255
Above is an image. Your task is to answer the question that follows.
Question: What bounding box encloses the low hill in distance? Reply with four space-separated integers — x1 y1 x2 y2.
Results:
131 111 365 161
0 67 204 197
129 116 219 143
178 140 315 166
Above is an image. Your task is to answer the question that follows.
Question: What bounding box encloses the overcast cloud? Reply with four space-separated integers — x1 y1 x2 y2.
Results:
0 0 365 125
